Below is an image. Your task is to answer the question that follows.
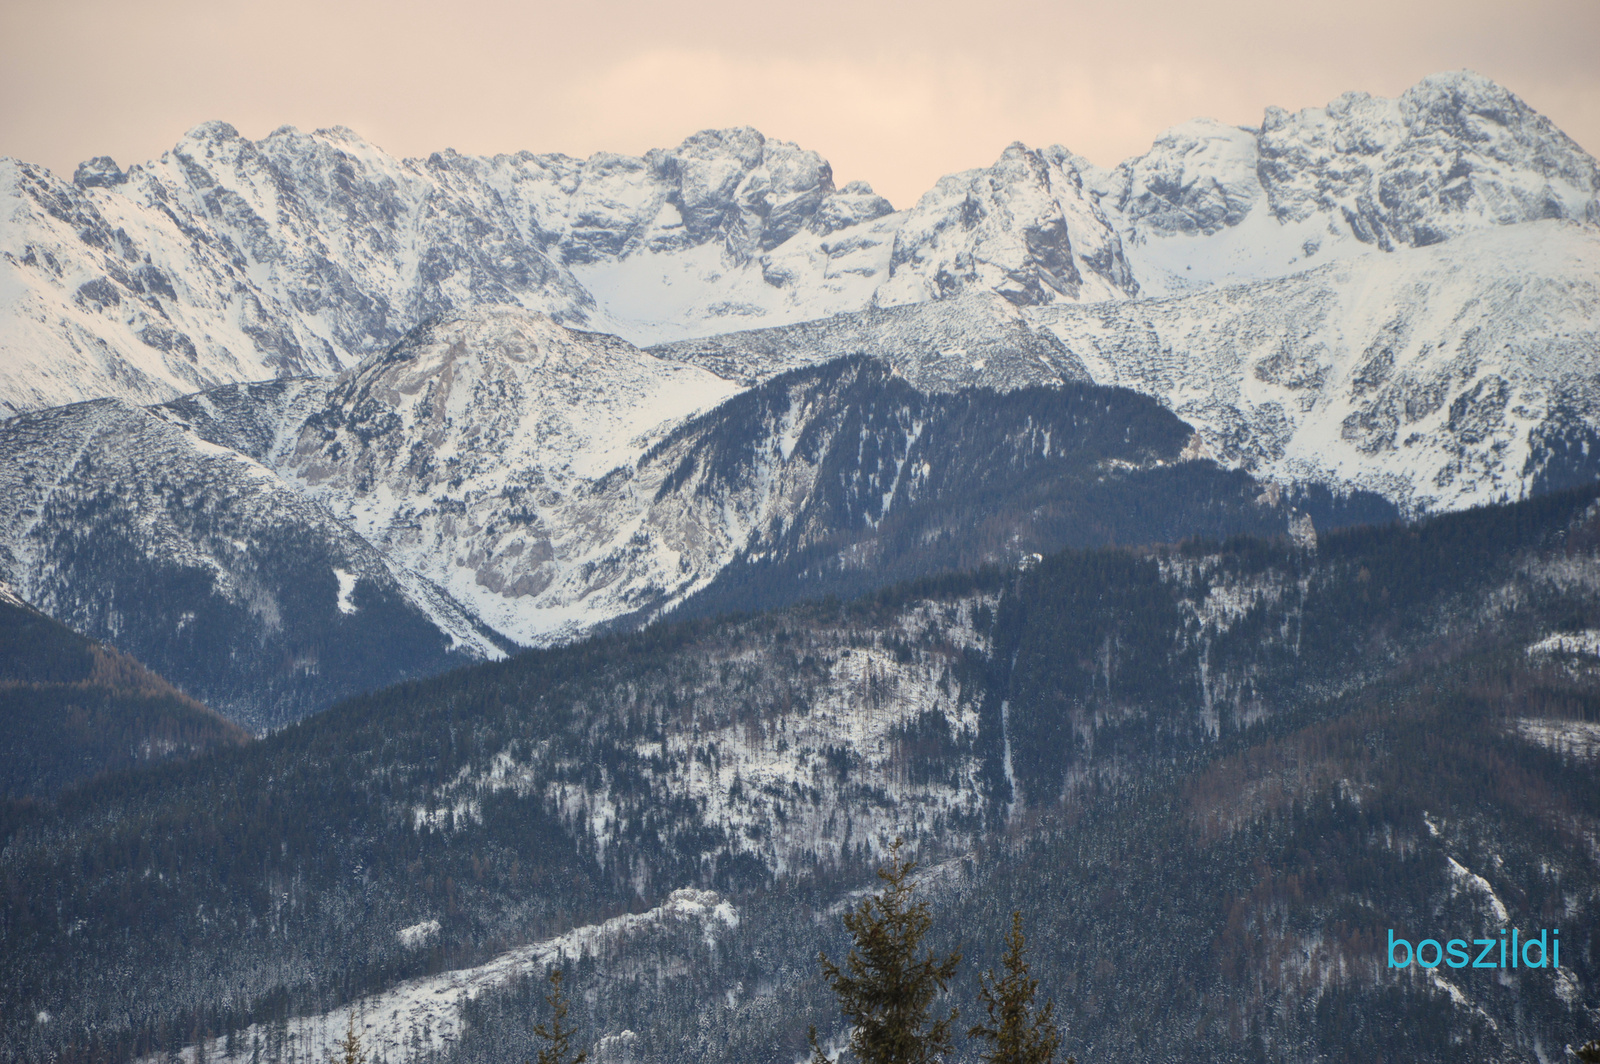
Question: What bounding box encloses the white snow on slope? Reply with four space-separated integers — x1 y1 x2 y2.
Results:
1526 630 1600 658
273 307 743 644
1514 718 1600 760
1032 220 1600 513
13 70 1588 419
1446 856 1510 923
154 889 737 1064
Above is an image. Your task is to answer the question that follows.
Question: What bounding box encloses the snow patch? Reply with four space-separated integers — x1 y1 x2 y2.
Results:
397 919 439 948
333 568 359 614
1513 718 1600 761
1446 856 1509 923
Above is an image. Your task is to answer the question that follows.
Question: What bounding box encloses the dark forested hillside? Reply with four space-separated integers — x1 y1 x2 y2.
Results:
663 358 1396 624
2 489 1596 1064
0 587 248 800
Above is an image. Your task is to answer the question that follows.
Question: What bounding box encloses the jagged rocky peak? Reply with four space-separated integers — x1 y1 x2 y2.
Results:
875 141 1138 308
72 156 127 188
1256 69 1600 246
646 126 894 251
1094 70 1599 248
437 125 897 266
1089 119 1263 238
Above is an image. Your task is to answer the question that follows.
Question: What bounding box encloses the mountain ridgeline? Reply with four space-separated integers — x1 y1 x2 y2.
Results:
4 72 1598 521
666 357 1393 623
0 586 247 798
0 311 1389 729
2 486 1596 1064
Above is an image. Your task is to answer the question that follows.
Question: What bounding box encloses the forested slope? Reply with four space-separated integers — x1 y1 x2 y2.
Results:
0 586 247 799
2 489 1597 1063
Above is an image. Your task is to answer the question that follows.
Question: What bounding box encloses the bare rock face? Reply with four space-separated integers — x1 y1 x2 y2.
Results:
72 156 127 188
874 143 1138 308
1254 71 1600 248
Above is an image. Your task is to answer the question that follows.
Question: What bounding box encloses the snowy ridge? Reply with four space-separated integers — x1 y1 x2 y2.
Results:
649 292 1092 393
1032 220 1600 513
0 393 506 726
153 888 738 1064
0 124 891 413
6 71 1591 422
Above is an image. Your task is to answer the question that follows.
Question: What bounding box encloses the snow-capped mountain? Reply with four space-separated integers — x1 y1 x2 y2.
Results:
0 124 894 414
0 391 508 728
0 306 1325 721
1 69 1597 717
1082 70 1600 295
1035 220 1600 513
666 219 1600 514
7 70 1589 421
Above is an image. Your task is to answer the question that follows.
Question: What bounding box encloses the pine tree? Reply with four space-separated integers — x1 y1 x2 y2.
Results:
330 1016 365 1064
530 968 587 1064
809 839 962 1064
1575 1038 1600 1064
968 912 1069 1064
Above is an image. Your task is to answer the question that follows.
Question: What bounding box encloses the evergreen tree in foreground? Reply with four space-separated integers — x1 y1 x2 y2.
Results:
810 839 963 1064
1576 1038 1600 1063
531 968 588 1064
330 1016 365 1064
968 912 1069 1064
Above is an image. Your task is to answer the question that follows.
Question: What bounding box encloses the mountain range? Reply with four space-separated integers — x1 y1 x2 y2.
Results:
2 307 1368 727
3 68 1596 725
3 71 1595 508
0 67 1598 1064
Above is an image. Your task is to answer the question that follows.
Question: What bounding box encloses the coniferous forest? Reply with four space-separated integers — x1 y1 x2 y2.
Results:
2 484 1597 1063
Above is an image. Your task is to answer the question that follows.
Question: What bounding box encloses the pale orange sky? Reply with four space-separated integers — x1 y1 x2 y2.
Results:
2 0 1596 208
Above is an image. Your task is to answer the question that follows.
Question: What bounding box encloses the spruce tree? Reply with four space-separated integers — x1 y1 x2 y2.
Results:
531 968 587 1064
810 839 962 1064
1576 1038 1600 1064
968 912 1068 1064
330 1016 365 1064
